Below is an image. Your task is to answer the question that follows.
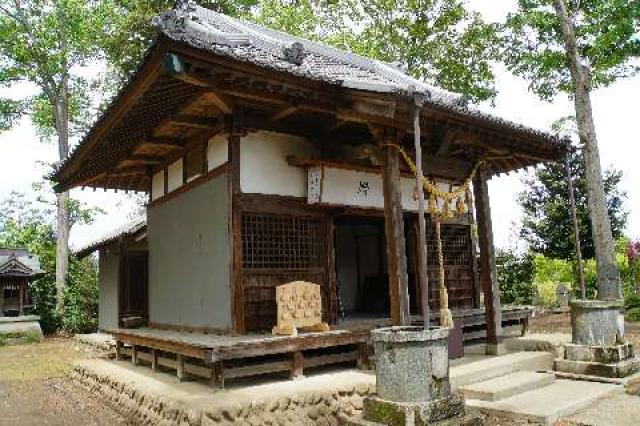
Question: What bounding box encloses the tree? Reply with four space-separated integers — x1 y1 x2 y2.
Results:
496 249 535 305
519 146 627 260
501 0 640 300
0 0 111 312
101 0 258 85
0 186 102 333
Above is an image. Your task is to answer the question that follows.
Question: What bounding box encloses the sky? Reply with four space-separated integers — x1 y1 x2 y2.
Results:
0 1 638 252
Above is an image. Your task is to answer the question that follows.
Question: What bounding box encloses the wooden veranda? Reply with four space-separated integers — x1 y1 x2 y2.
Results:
110 307 531 388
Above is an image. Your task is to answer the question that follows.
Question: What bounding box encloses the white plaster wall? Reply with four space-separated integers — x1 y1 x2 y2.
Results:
319 167 457 212
240 131 319 197
151 170 164 201
208 134 228 170
98 248 119 330
322 168 384 209
147 173 231 329
167 159 183 193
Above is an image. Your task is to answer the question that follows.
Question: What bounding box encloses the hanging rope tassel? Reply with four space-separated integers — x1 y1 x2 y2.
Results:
435 221 454 328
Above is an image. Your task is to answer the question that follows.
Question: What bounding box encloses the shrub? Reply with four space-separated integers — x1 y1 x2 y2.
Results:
61 255 99 334
496 249 535 305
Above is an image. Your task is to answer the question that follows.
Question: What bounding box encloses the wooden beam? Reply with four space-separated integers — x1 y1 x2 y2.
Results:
378 128 411 326
472 167 503 354
129 154 163 164
164 53 233 114
171 115 217 129
144 137 184 149
267 105 299 123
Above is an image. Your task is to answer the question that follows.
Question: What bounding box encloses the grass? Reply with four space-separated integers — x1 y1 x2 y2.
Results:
0 337 85 383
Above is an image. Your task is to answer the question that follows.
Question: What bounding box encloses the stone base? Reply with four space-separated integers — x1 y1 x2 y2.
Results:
555 357 640 378
565 342 634 363
485 343 507 356
361 393 473 426
345 412 484 426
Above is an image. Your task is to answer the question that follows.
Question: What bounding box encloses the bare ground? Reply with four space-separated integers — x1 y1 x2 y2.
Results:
0 337 130 426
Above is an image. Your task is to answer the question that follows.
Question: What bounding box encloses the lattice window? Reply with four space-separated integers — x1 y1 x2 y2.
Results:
241 213 324 270
426 223 472 267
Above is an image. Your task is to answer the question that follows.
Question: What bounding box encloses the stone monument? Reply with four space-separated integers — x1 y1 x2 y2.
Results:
555 299 640 377
348 326 481 426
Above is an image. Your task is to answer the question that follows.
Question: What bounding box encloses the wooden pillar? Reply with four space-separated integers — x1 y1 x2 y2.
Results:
115 341 123 361
472 167 504 354
211 361 224 390
379 129 411 326
131 344 139 366
290 351 304 380
176 354 187 382
228 119 245 334
151 349 158 371
356 343 370 370
18 283 24 316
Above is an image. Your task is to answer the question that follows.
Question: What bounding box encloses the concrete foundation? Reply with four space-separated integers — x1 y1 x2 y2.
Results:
73 359 375 425
556 299 640 378
0 315 43 340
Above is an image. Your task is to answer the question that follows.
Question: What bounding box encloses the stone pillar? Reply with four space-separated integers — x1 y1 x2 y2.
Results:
555 300 640 377
353 326 479 426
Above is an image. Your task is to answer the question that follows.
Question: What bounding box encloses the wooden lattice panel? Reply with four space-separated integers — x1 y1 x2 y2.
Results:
241 213 327 331
241 213 323 270
425 223 475 310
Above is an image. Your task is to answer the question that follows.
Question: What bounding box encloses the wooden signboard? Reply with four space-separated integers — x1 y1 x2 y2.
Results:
272 281 329 336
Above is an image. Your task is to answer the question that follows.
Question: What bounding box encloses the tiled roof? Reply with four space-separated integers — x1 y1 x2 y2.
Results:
74 217 147 258
0 248 45 277
152 1 560 143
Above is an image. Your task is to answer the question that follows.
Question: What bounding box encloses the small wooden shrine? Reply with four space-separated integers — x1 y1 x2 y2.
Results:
0 248 44 317
55 1 562 386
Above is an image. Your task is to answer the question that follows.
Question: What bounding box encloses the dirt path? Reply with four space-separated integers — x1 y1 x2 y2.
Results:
0 338 130 426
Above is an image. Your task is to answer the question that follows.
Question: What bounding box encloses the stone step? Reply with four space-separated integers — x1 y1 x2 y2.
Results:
458 371 555 401
450 351 554 389
466 379 620 425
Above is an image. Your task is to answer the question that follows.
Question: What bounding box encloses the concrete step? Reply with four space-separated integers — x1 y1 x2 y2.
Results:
450 351 555 389
466 379 620 425
458 371 556 401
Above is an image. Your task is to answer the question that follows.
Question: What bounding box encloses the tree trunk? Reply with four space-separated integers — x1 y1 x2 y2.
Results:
552 0 620 300
53 84 70 313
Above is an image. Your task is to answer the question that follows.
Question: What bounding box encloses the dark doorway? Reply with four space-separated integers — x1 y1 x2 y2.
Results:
119 251 148 328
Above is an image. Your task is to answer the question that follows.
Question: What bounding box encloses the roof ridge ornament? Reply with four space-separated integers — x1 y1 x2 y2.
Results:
153 1 250 47
283 42 307 66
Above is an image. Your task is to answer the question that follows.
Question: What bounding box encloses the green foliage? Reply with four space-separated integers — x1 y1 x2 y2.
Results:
496 249 535 305
0 335 6 346
101 0 258 84
501 0 640 100
0 186 102 334
0 0 114 139
62 256 99 333
519 146 627 260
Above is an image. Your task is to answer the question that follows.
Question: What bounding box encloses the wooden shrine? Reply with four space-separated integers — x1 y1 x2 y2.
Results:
53 1 562 387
